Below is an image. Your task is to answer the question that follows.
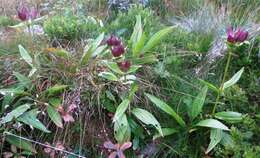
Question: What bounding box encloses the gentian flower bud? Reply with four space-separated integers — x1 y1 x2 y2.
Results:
226 26 248 43
117 61 131 72
235 28 248 42
30 8 38 19
112 44 125 57
107 35 121 46
17 6 29 21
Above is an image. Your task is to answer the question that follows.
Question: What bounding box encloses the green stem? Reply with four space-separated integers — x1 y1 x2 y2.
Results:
212 51 232 115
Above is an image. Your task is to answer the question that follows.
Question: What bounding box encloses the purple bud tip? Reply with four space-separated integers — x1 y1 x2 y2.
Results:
117 61 131 72
226 26 248 43
17 7 29 21
112 44 125 57
107 35 121 46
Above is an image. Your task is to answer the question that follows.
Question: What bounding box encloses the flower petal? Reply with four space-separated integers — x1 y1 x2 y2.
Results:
120 142 132 150
108 151 118 158
104 141 117 150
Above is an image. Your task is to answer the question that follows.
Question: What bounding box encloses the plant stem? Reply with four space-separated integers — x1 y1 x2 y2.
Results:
212 51 232 115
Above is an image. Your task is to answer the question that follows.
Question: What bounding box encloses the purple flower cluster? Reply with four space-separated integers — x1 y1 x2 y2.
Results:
107 35 131 72
227 27 248 43
17 6 38 21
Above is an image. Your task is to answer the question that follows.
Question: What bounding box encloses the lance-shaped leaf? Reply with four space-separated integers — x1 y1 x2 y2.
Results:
114 114 131 144
215 111 243 123
113 99 130 122
98 72 118 81
223 67 244 90
17 109 51 133
5 134 36 153
19 45 33 67
47 105 63 128
0 104 31 124
153 128 178 140
142 26 176 53
132 108 163 136
195 119 229 131
190 86 208 120
206 129 223 154
145 93 186 127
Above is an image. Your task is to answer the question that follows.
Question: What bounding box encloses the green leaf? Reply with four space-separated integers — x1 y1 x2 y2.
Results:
133 54 158 64
81 33 105 65
153 128 178 140
198 79 219 93
104 61 124 74
18 45 33 67
223 67 244 90
190 86 208 120
206 129 223 154
130 15 146 57
47 105 63 128
215 111 243 123
0 104 31 124
49 98 62 108
126 65 142 74
132 108 163 136
114 114 131 144
142 26 176 53
5 134 36 153
113 99 130 122
13 72 32 89
220 132 234 148
0 88 27 96
47 85 68 96
17 109 50 133
98 72 118 81
145 93 186 127
195 119 229 131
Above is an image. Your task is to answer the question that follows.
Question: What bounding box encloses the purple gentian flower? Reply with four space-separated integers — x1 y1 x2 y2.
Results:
227 26 248 43
17 6 38 21
17 6 29 21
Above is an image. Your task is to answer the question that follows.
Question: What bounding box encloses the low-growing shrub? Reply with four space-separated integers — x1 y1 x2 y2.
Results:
43 14 101 41
0 16 18 28
108 5 161 37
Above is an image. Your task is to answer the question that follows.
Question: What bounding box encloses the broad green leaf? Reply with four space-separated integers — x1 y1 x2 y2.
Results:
5 134 36 153
98 72 118 81
195 119 229 131
215 111 243 123
220 132 234 148
92 45 107 57
13 72 32 89
223 67 244 90
47 105 63 128
133 54 158 64
0 104 31 124
132 108 163 136
18 45 33 67
128 83 138 100
130 15 145 57
114 114 131 144
17 109 50 133
198 79 219 93
113 99 130 122
49 98 62 108
81 33 105 65
130 15 142 45
206 129 223 154
145 93 186 127
133 34 146 57
126 65 142 74
104 61 124 74
142 26 176 53
0 88 27 96
47 85 68 96
190 86 208 120
153 128 178 140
